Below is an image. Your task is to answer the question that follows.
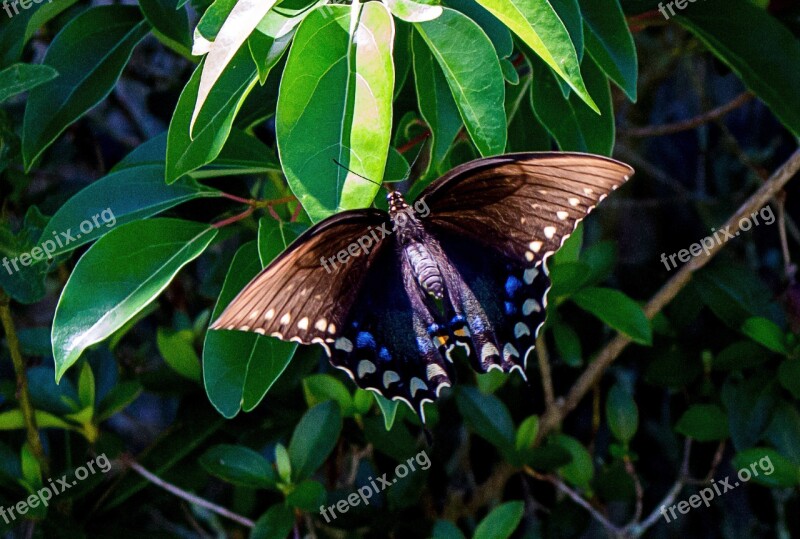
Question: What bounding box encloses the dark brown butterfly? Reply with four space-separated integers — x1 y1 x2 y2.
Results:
210 153 634 420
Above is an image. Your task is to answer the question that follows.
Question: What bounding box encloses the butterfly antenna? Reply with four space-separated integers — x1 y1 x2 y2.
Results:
400 133 431 182
332 159 389 192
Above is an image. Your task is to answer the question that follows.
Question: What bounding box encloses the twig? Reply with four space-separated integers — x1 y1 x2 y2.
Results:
524 466 622 536
621 92 753 138
538 148 800 440
623 457 644 525
121 455 255 529
635 438 692 534
0 291 49 476
212 207 255 229
535 334 555 411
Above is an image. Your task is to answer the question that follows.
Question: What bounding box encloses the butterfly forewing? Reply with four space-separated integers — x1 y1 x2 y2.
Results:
210 210 391 349
421 153 633 266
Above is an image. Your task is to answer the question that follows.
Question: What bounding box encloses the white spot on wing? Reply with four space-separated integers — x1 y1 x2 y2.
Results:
524 267 538 284
357 360 376 378
515 322 530 338
544 226 556 239
410 377 427 397
315 318 327 331
568 197 580 207
530 241 543 253
334 337 353 352
426 364 447 380
265 309 274 320
523 299 541 315
481 343 499 361
383 371 400 387
556 211 569 221
297 317 309 330
280 313 291 325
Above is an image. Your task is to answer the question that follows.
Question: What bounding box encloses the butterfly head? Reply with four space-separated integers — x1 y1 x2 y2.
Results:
387 191 410 213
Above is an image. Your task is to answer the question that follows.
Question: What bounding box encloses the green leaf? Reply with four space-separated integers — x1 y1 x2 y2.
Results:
766 402 800 466
411 29 461 171
431 520 466 539
0 206 51 304
97 381 143 421
166 47 260 183
456 387 515 454
529 54 614 155
22 6 149 170
712 340 771 371
606 384 638 444
203 242 297 418
515 415 539 451
778 359 800 399
445 0 514 59
473 501 524 539
579 0 637 101
550 0 583 62
156 328 202 381
191 0 282 132
675 404 730 442
303 374 354 416
386 0 443 22
37 164 219 260
552 321 583 367
414 8 507 156
472 0 597 112
0 63 58 103
199 444 276 488
288 401 342 481
274 443 292 484
0 409 76 431
277 3 395 222
554 434 593 489
374 392 400 430
251 504 295 539
732 448 800 487
139 0 192 56
78 362 96 409
52 219 218 381
286 479 326 511
722 375 779 451
676 0 800 138
741 317 788 355
572 287 652 345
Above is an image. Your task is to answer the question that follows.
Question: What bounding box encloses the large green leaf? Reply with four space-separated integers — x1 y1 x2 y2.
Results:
0 63 58 103
139 0 192 56
675 404 730 442
37 165 219 261
190 0 282 132
22 6 149 170
605 384 638 444
572 287 652 345
455 387 515 455
579 0 637 101
414 8 506 157
472 0 597 112
288 401 343 481
411 29 461 172
529 54 614 155
473 501 524 539
199 444 276 488
676 0 800 138
203 241 297 418
277 3 395 222
52 219 218 381
166 46 261 183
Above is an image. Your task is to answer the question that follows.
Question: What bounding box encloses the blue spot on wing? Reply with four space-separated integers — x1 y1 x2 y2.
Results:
356 331 376 350
505 275 523 297
504 301 516 316
378 346 392 362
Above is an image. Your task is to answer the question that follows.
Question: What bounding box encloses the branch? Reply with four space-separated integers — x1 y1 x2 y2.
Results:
622 92 753 138
538 147 800 440
535 335 556 411
634 438 692 535
524 466 622 536
121 455 255 529
0 292 49 476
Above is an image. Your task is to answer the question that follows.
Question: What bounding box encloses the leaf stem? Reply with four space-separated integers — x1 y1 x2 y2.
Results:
0 291 50 476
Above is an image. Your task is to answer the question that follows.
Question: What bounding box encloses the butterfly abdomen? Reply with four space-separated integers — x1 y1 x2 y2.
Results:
404 243 444 299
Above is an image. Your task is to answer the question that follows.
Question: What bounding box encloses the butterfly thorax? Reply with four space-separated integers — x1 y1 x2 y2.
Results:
388 191 445 300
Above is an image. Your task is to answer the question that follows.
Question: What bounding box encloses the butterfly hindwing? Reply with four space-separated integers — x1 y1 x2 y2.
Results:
210 210 391 351
330 244 453 419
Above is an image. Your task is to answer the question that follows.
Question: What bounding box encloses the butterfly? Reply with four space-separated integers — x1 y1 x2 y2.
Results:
210 152 634 421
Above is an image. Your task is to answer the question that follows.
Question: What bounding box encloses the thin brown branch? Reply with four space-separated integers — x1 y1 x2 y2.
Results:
121 455 255 529
622 92 753 138
524 466 622 536
623 457 644 525
635 438 693 535
538 147 800 440
0 292 49 476
535 334 555 411
212 207 255 229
